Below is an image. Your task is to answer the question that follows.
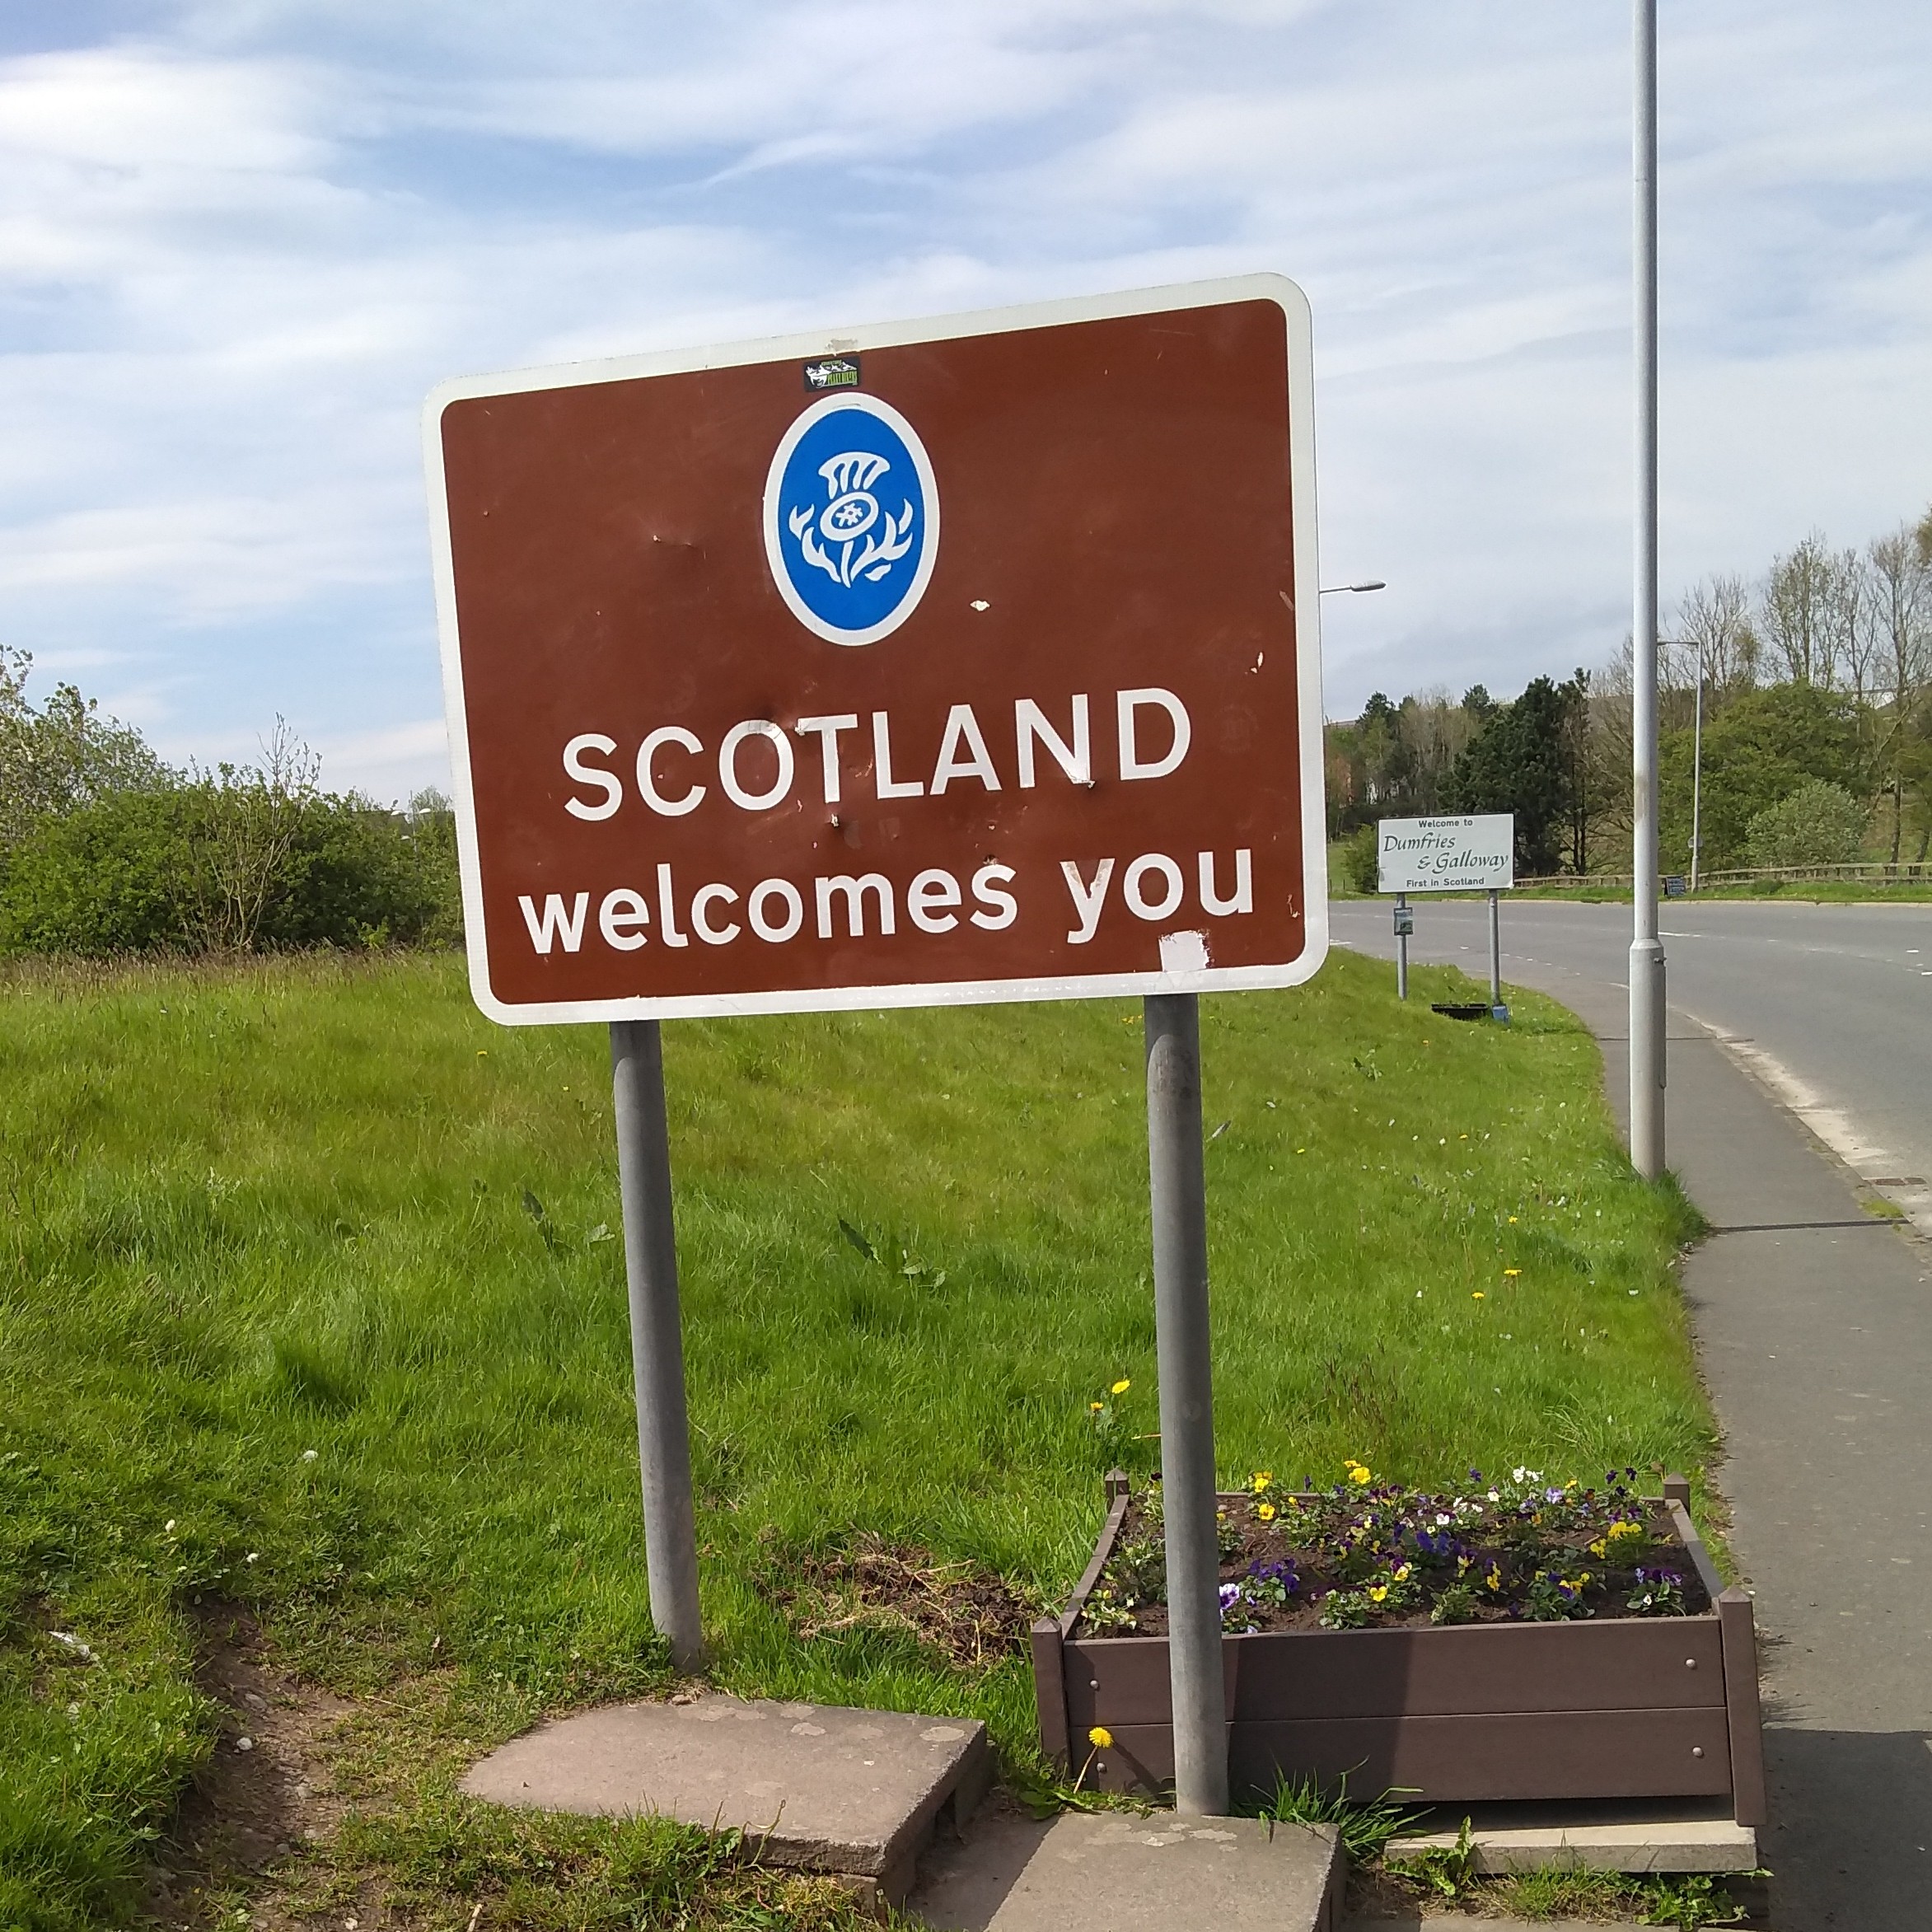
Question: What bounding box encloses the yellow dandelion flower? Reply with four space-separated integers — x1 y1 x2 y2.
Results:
1504 1268 1521 1279
1089 1401 1105 1413
1507 1214 1517 1223
1111 1378 1131 1396
1088 1725 1113 1749
1472 1291 1485 1300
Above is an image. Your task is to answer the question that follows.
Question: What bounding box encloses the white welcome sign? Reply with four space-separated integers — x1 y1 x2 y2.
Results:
1377 815 1515 893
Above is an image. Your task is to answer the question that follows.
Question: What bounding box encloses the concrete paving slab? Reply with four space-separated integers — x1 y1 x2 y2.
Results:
909 1806 1341 1931
1389 1813 1757 1874
461 1691 988 1899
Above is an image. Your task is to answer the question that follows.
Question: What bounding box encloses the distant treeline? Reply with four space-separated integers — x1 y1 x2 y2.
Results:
0 649 461 957
1327 505 1932 882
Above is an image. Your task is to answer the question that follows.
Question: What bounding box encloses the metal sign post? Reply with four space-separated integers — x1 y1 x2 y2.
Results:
1393 894 1412 999
426 278 1326 1778
609 1019 704 1671
1486 888 1502 1006
1144 994 1228 1814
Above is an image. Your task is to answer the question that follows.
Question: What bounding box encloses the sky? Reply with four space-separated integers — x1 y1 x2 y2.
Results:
2 2 1929 802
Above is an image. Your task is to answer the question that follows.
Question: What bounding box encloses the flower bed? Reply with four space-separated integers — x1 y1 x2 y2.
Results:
1031 1467 1766 1824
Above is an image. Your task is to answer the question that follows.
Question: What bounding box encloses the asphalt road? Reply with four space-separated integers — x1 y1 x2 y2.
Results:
1330 897 1932 1234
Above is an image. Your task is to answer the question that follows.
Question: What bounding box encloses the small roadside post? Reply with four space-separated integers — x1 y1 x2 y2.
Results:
425 275 1326 1814
1376 816 1514 1012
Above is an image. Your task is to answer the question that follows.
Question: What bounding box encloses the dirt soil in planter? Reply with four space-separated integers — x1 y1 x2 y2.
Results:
1085 1493 1710 1637
763 1532 1039 1668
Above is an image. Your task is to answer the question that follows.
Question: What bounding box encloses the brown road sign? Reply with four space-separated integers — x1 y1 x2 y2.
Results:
425 274 1325 1022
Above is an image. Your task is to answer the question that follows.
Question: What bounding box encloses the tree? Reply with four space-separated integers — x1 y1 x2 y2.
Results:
1761 533 1838 686
0 647 166 850
1443 675 1587 875
1657 682 1868 871
1746 781 1867 868
1674 574 1761 701
1866 522 1931 863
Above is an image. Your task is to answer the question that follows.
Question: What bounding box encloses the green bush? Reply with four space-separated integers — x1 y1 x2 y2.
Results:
1745 779 1867 868
0 784 461 957
1340 824 1379 895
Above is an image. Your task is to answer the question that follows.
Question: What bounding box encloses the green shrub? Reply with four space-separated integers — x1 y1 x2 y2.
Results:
1745 779 1867 868
0 784 461 957
1340 824 1379 895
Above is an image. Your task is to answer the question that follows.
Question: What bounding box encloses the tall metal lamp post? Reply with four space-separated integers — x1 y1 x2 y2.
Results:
1629 0 1666 1181
1689 642 1705 892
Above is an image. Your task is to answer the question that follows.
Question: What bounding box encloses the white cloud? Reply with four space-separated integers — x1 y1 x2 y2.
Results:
0 0 1927 793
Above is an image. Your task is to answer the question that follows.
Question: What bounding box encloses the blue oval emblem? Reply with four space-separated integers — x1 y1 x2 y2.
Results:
762 394 939 646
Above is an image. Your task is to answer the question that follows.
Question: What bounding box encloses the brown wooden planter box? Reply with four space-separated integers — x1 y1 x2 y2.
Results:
1032 1473 1766 1827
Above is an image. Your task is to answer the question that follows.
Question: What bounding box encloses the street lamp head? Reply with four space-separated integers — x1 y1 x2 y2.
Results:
1318 580 1387 595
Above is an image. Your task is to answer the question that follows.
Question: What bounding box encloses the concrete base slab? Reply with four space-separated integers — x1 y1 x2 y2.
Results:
461 1691 989 1902
1389 1813 1758 1875
910 1806 1342 1931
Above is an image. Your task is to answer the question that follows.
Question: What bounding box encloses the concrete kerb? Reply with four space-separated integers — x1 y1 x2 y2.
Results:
1387 1812 1758 1876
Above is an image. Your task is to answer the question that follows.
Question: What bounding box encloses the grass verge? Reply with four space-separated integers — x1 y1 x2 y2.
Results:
1 947 1713 1925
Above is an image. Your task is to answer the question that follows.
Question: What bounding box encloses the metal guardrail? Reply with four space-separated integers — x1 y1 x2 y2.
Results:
1514 863 1930 888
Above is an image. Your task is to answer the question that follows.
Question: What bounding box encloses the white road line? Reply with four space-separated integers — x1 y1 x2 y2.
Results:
1681 1007 1932 1237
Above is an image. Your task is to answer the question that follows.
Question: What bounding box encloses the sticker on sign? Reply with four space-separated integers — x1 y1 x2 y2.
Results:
1377 816 1515 894
424 275 1326 1023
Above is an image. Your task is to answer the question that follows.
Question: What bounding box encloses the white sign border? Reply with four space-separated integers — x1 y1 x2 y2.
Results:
423 272 1327 1027
1375 814 1516 895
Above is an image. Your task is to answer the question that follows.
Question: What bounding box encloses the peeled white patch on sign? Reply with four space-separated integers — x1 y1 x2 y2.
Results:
1160 930 1210 972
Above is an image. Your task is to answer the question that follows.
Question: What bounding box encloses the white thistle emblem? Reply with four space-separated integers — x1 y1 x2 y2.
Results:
787 450 916 589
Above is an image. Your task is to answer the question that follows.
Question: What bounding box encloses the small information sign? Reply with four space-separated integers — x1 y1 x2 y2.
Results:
1376 815 1515 895
426 277 1326 1024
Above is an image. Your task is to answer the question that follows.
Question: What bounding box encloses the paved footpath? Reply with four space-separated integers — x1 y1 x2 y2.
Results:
1332 917 1932 1931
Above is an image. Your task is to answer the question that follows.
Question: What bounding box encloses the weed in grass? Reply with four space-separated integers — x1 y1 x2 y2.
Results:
1638 1871 1750 1929
1385 1816 1476 1898
1259 1771 1419 1864
1495 1863 1638 1917
0 947 1714 1917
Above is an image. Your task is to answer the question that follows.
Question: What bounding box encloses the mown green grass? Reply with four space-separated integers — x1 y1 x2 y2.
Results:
0 947 1713 1926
